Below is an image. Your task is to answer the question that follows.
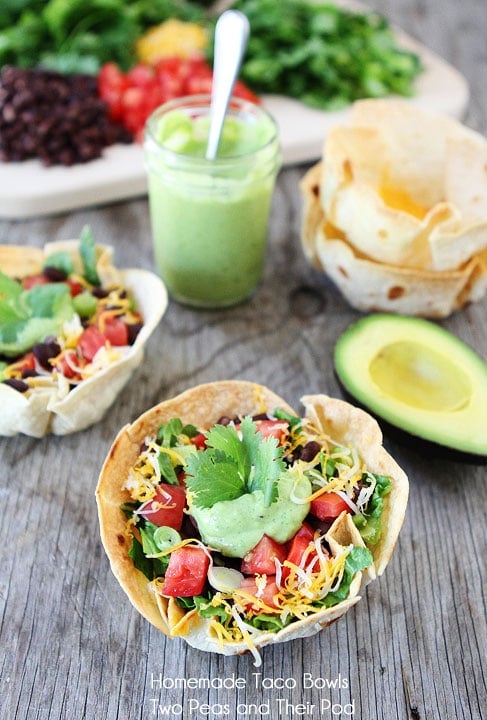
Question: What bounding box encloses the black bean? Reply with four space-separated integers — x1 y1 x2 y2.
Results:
43 266 67 282
92 287 109 298
3 378 29 393
299 441 322 462
127 322 143 345
252 413 270 421
21 369 39 379
216 416 233 426
33 340 61 369
0 66 132 166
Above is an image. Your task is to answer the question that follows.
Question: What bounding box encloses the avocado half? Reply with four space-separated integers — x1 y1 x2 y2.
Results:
334 314 487 463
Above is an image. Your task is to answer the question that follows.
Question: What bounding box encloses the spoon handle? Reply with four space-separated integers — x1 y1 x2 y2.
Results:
206 10 250 160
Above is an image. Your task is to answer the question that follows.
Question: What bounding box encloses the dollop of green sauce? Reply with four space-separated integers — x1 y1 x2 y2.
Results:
189 472 311 558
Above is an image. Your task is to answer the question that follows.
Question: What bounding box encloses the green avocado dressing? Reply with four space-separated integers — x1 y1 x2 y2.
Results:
189 472 311 558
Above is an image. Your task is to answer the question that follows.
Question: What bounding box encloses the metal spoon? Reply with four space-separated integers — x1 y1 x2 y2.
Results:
205 10 250 160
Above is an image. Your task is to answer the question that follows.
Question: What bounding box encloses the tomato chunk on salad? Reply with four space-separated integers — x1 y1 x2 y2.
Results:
241 534 288 576
161 546 210 597
310 492 351 521
138 483 186 530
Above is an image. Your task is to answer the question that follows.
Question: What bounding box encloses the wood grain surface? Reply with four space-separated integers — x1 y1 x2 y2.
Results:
1 1 486 719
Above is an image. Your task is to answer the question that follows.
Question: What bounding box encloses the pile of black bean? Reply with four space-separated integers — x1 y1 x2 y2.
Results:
0 66 132 166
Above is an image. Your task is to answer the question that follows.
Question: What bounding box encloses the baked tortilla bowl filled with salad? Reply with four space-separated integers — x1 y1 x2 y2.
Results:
0 228 167 436
96 381 408 664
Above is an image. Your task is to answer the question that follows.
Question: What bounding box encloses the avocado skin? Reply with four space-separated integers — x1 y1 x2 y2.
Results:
333 314 487 465
335 372 487 465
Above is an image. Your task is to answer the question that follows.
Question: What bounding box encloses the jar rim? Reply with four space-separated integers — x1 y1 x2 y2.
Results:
144 94 280 165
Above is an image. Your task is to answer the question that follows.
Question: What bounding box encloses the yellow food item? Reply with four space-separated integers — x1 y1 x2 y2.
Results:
136 20 208 63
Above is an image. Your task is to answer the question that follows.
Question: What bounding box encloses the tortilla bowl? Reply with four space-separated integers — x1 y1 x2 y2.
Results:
301 163 487 317
0 239 168 436
320 99 487 271
96 380 408 660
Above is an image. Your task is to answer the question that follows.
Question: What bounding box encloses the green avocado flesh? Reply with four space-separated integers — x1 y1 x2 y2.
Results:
334 314 487 459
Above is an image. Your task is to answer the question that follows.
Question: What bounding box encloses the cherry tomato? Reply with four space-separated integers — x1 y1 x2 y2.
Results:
161 546 210 597
241 535 288 576
138 483 186 530
310 492 351 521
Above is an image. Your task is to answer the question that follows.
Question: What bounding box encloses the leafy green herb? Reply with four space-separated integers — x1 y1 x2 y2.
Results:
0 0 206 72
120 500 140 519
79 226 100 286
128 536 154 580
353 474 392 545
157 418 199 447
193 595 229 623
212 0 422 110
0 279 74 357
157 452 179 485
139 522 170 575
185 448 247 507
185 418 285 509
247 613 291 632
273 407 302 429
320 546 373 607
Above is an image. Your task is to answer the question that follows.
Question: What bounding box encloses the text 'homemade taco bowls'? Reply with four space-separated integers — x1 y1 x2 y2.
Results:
96 381 408 665
301 99 487 317
0 231 167 436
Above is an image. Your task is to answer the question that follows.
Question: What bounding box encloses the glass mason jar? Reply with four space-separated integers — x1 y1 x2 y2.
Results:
144 95 281 308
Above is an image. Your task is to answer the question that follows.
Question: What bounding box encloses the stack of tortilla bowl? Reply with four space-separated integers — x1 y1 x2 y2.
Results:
301 99 487 317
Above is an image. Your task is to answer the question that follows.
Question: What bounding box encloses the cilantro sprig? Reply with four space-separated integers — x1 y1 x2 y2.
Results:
185 417 285 510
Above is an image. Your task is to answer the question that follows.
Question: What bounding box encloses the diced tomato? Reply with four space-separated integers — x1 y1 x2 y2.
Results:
233 79 261 104
161 546 210 597
55 350 81 380
185 74 213 96
310 492 351 521
190 432 207 449
22 273 49 289
241 535 288 575
239 577 280 611
14 352 36 373
282 523 316 580
235 419 289 444
102 317 129 346
254 419 289 442
78 326 106 361
97 57 260 142
126 63 156 87
138 483 186 530
66 279 83 297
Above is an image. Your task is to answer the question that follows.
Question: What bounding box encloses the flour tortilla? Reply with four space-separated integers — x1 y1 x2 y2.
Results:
96 381 408 657
301 163 487 317
0 240 168 436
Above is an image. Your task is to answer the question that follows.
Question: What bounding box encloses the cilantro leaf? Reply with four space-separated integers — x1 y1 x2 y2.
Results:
185 449 246 508
205 422 249 480
184 415 286 509
247 434 285 506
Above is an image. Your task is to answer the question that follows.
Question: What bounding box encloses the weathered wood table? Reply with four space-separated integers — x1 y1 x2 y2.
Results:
1 1 485 718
